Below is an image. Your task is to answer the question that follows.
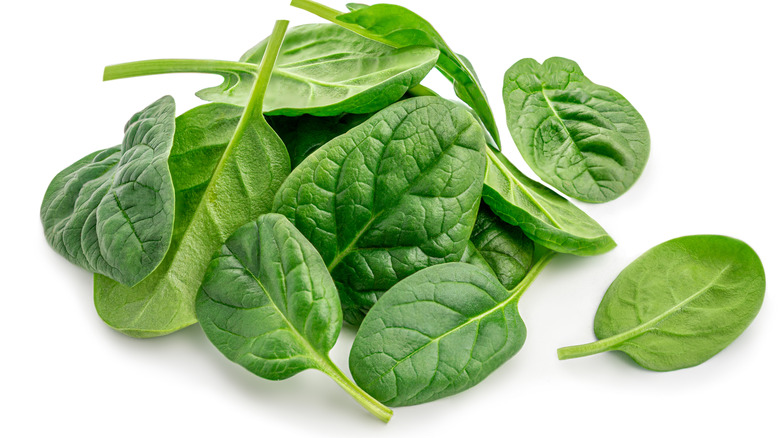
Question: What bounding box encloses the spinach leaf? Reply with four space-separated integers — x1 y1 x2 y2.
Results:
266 112 373 168
483 147 615 256
292 0 502 148
504 57 650 203
93 21 292 337
350 252 555 406
273 96 486 325
103 23 439 117
557 235 765 371
196 213 392 422
463 203 534 289
40 96 176 287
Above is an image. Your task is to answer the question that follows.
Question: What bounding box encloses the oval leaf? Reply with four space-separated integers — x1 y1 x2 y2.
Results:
196 214 341 378
196 213 392 421
503 57 650 203
41 96 176 287
482 147 615 256
350 254 554 407
557 235 765 371
273 96 486 325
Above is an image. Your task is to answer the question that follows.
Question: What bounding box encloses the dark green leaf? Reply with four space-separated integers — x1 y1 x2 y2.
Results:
557 235 765 371
504 57 650 203
41 96 176 287
196 213 392 421
350 253 555 406
273 96 486 325
465 203 534 289
482 147 615 256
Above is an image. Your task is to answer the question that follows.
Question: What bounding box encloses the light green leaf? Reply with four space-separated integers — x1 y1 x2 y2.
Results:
558 235 765 371
93 21 292 337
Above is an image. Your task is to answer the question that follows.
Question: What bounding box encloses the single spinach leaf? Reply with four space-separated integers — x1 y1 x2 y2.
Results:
465 202 534 289
266 112 373 168
292 0 502 148
273 96 486 325
504 57 650 203
483 147 615 256
557 235 765 371
350 252 555 406
40 96 176 287
93 21 292 338
103 23 439 117
196 213 392 422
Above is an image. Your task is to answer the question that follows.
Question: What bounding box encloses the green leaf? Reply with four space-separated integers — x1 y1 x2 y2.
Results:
557 235 765 371
93 21 292 338
503 57 650 203
196 213 392 422
464 203 534 289
291 0 502 148
350 253 555 406
103 23 439 117
482 147 615 256
41 96 176 287
273 96 486 325
267 112 373 168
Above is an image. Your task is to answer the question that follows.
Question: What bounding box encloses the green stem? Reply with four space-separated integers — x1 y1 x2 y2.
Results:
557 336 623 360
319 356 393 423
103 59 257 81
509 249 556 301
290 0 343 21
244 20 288 118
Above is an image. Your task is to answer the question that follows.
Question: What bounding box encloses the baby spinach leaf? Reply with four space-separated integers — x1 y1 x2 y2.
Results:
292 0 502 148
466 203 534 289
93 21 292 338
482 147 615 256
273 96 486 325
557 235 765 371
350 252 555 406
266 112 373 168
503 57 650 203
103 23 439 117
40 96 176 287
196 213 392 422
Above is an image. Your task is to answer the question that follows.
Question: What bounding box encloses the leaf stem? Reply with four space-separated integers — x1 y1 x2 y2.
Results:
244 20 288 119
557 337 622 360
290 0 343 22
319 356 393 423
509 249 556 301
103 59 257 81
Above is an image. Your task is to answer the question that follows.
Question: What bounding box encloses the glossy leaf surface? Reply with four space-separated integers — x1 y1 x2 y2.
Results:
196 214 392 421
292 0 501 147
273 96 486 325
104 24 439 117
93 22 291 337
504 57 650 203
350 253 554 406
41 96 176 287
558 235 765 371
482 147 615 256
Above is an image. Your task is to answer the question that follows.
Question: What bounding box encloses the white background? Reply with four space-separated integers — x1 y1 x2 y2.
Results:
2 0 778 436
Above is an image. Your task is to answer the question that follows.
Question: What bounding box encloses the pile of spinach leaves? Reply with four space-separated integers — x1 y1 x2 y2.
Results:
40 0 765 423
